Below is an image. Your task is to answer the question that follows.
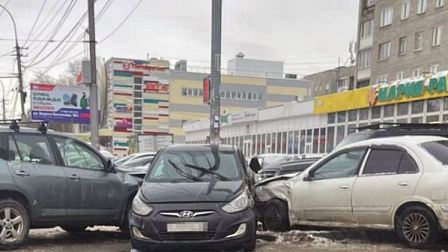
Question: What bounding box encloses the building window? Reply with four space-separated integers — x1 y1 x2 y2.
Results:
426 115 440 123
379 42 391 60
361 20 373 38
348 110 357 122
247 92 252 100
384 104 395 117
397 103 409 116
377 75 388 84
337 111 346 123
236 92 242 100
417 0 427 14
432 26 443 46
380 8 393 27
358 49 371 69
412 100 424 114
367 0 375 7
397 72 405 80
413 69 421 77
328 113 335 124
415 32 423 51
398 37 407 55
359 108 369 120
231 91 236 99
134 92 142 98
430 65 439 74
372 107 381 119
134 77 142 84
436 0 445 8
242 92 247 100
337 78 349 92
401 1 411 19
427 98 441 112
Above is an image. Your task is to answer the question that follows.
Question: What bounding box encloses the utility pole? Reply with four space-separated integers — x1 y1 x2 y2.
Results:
0 80 5 120
87 0 99 149
209 0 222 145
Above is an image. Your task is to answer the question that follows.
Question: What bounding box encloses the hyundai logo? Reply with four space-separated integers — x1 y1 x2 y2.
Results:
179 211 194 218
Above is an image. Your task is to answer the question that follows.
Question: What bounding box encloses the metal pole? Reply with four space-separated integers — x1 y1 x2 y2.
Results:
87 0 99 149
210 0 222 145
0 80 5 120
0 4 25 120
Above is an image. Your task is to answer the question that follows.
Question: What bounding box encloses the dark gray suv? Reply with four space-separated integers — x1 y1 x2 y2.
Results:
0 123 139 249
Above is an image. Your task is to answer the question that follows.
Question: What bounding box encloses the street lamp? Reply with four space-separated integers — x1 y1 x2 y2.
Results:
0 80 5 121
0 4 25 120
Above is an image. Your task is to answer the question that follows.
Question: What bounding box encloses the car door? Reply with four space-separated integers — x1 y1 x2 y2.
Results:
352 146 421 226
7 133 68 220
291 148 367 224
52 136 125 221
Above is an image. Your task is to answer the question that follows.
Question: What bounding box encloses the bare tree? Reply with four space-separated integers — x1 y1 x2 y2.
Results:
30 70 55 84
58 59 82 86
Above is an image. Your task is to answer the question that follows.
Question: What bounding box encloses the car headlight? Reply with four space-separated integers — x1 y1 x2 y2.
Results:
222 190 249 213
132 194 153 216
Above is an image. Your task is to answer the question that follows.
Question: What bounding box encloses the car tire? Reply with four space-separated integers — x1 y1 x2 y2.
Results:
120 201 132 233
0 199 30 250
60 225 88 233
396 205 438 248
262 199 289 232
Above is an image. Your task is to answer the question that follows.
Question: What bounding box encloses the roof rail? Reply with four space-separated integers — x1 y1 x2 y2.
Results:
0 120 49 134
357 123 448 131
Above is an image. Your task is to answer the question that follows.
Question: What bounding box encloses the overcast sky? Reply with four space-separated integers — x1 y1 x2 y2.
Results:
0 0 359 105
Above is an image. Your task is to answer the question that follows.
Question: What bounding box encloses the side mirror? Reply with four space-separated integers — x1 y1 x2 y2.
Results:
137 180 143 188
106 159 116 173
304 171 313 181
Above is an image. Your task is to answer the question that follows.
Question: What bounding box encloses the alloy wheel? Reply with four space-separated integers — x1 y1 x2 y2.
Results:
0 207 24 244
264 205 281 231
402 213 430 244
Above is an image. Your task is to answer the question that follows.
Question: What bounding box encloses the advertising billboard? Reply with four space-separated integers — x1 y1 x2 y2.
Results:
30 83 91 124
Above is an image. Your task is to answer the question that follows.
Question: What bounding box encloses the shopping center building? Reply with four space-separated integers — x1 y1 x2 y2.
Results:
184 72 448 157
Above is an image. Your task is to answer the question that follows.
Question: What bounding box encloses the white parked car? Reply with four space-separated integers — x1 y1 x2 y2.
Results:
256 136 448 248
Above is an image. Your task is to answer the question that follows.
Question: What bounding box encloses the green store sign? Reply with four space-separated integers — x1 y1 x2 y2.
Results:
378 75 447 102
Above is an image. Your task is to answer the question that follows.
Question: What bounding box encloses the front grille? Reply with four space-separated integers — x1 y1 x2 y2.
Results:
159 232 216 241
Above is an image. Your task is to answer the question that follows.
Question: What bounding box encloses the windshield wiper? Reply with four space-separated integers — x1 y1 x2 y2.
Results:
184 163 231 181
168 160 204 182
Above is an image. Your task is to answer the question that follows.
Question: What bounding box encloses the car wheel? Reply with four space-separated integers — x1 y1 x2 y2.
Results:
396 206 438 248
262 199 289 232
0 199 30 250
120 201 132 233
60 225 88 233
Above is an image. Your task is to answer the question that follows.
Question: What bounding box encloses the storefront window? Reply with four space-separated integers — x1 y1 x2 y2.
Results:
313 129 319 154
427 98 440 113
411 117 423 123
271 133 277 153
299 130 306 154
276 133 282 154
426 115 440 124
412 101 424 114
443 114 448 123
327 127 335 153
328 113 335 124
239 137 244 150
359 123 368 128
397 118 408 123
336 125 345 144
384 105 395 117
348 124 356 134
444 98 448 111
266 134 271 153
359 108 368 120
287 131 294 154
252 135 256 155
337 112 346 123
371 107 381 119
348 110 357 122
397 103 409 116
319 128 326 153
261 134 266 154
281 132 287 154
293 130 300 154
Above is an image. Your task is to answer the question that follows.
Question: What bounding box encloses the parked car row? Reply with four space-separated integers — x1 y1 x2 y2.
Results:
255 123 448 248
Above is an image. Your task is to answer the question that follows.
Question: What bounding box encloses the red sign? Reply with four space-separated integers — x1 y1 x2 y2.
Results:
122 62 166 72
144 82 169 93
203 77 210 104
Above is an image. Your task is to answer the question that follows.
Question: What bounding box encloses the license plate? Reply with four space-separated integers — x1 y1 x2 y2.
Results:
166 222 208 232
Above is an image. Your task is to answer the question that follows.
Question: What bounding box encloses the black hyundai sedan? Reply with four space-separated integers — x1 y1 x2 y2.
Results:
129 145 256 252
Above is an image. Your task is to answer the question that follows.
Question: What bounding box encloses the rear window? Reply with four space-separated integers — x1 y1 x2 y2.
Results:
421 140 448 165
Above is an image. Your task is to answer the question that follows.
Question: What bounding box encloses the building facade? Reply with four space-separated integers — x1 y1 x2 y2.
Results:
104 57 312 156
305 66 356 96
356 0 448 88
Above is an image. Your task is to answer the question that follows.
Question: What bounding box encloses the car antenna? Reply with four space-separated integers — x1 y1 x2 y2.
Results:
9 120 20 132
37 122 48 134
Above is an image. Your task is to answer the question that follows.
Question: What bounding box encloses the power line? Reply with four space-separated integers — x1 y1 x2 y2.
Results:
99 0 143 43
23 0 48 47
0 38 84 43
0 0 10 19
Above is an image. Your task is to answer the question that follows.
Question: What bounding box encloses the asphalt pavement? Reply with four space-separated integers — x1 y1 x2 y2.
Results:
15 226 448 252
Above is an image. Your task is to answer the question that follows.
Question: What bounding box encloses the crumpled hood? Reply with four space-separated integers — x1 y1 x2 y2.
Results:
140 180 245 203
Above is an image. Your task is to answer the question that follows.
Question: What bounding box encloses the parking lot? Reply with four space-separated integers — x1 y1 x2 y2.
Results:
16 226 448 252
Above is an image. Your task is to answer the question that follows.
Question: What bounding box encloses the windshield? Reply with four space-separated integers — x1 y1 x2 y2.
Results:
333 132 372 151
421 140 448 165
147 150 242 182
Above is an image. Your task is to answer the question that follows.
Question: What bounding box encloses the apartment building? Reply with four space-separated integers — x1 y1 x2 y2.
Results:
356 0 448 88
305 66 356 96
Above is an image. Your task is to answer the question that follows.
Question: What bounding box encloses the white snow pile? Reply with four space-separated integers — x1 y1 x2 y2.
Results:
257 230 339 247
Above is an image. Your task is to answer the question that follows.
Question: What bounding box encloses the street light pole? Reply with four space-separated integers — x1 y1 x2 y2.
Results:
0 81 5 121
0 4 25 120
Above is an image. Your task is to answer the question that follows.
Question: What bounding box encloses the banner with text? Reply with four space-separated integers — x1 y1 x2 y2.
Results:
31 83 91 124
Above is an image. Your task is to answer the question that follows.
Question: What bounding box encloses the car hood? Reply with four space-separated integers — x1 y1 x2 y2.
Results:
140 180 245 203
